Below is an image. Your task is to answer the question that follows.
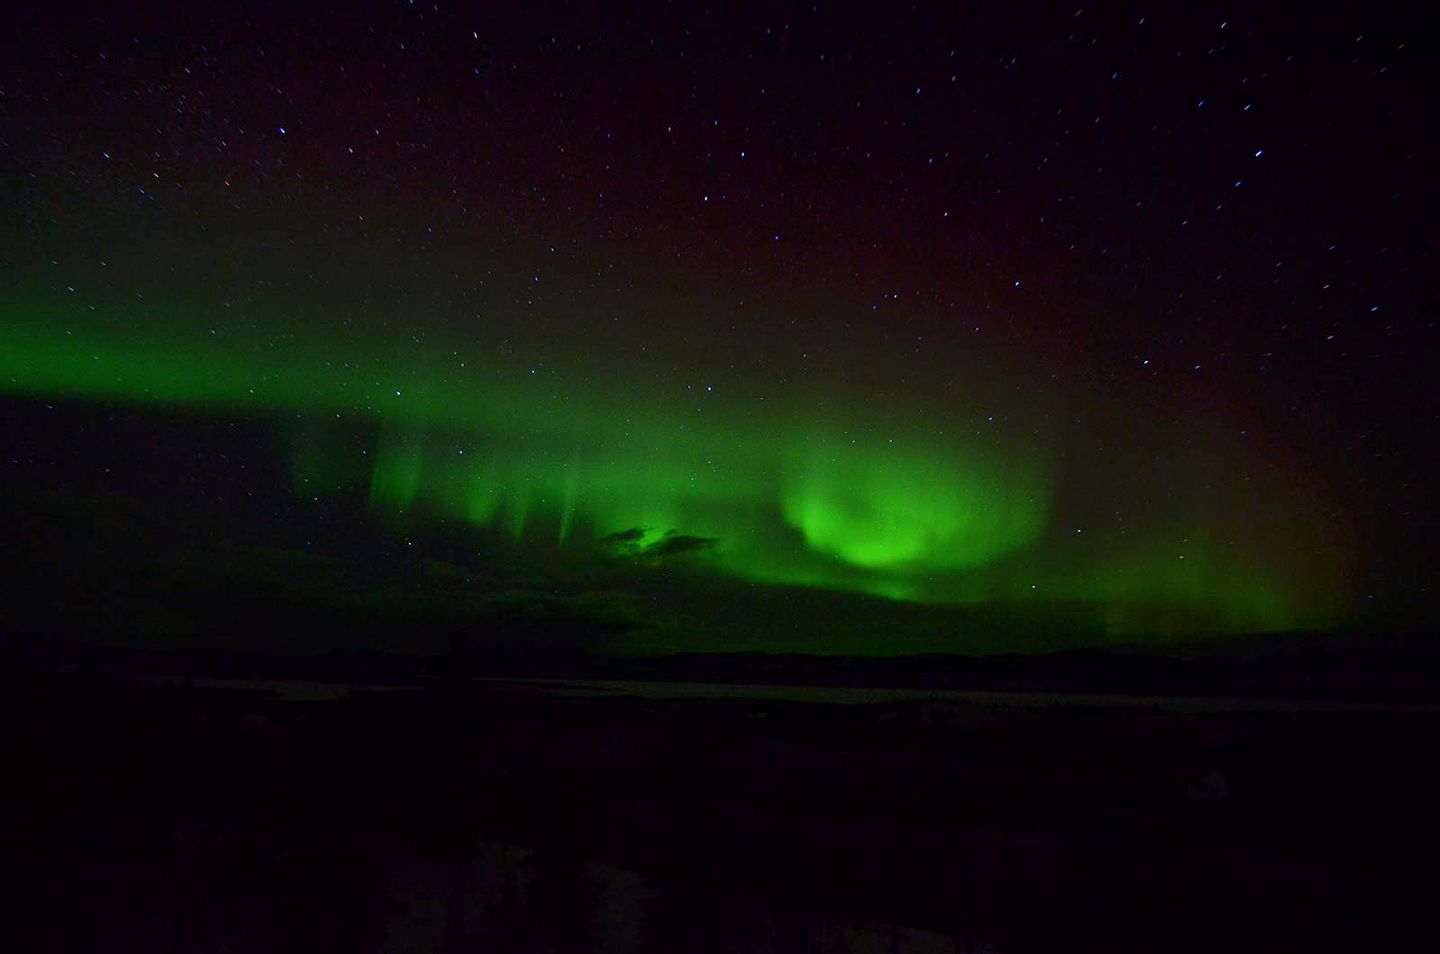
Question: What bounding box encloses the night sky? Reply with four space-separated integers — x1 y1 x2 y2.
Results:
2 1 1436 649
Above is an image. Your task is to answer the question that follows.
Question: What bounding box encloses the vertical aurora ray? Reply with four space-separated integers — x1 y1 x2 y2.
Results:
368 431 424 512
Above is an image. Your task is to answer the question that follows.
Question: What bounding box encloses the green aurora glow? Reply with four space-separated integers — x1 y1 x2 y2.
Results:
1 267 1344 637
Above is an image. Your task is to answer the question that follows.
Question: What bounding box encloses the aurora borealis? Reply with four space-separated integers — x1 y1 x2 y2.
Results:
2 1 1434 650
8 12 1440 954
0 243 1337 635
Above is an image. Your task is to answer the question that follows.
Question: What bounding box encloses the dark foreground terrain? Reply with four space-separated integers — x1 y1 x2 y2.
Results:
3 644 1438 953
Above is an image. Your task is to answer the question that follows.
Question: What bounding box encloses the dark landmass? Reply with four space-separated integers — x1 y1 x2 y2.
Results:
11 624 1440 703
3 636 1437 953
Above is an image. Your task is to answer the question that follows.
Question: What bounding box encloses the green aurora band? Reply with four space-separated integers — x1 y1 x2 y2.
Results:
1 287 1342 637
